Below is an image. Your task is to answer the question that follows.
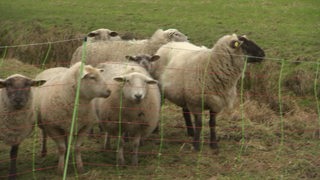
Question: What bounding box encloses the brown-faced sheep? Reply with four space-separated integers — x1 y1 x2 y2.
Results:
0 74 45 179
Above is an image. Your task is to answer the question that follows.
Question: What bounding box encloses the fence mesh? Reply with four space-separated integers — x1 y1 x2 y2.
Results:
0 38 319 179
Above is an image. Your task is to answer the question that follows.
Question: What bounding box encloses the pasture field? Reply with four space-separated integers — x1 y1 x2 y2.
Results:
0 0 320 179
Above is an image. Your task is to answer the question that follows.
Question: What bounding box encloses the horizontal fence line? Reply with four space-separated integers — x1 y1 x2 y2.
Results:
0 38 83 49
0 150 318 178
0 165 57 179
1 110 318 132
0 38 319 64
0 142 317 165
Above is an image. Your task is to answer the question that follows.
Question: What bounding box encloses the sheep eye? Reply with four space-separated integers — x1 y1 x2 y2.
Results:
86 75 96 80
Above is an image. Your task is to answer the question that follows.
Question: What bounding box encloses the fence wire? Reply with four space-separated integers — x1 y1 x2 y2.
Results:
0 38 319 180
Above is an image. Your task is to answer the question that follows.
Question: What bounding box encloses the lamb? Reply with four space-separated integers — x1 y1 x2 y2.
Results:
70 28 188 66
86 28 121 43
155 34 265 151
92 62 160 165
32 62 111 174
0 74 45 179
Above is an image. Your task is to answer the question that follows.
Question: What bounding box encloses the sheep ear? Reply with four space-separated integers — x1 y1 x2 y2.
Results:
126 55 137 62
0 79 6 88
113 76 126 83
98 69 104 73
87 31 98 37
146 79 158 85
150 55 160 62
145 77 158 85
109 31 118 37
31 80 46 87
81 68 90 79
230 40 242 49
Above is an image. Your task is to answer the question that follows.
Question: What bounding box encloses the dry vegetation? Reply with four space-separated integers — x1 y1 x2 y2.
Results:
0 0 320 179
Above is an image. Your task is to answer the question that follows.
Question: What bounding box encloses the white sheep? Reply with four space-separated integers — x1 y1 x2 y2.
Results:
34 67 68 157
32 62 111 174
0 74 45 179
87 54 160 137
70 28 188 66
155 34 265 151
92 62 160 165
86 28 121 43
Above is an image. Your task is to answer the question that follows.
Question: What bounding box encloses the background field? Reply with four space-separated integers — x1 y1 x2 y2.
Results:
0 0 320 179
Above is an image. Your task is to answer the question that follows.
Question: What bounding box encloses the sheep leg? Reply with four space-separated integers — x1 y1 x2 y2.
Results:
41 129 47 157
209 110 219 152
46 128 66 175
8 144 19 180
116 133 126 166
193 113 202 151
74 126 90 173
183 107 194 136
132 134 141 166
103 132 111 150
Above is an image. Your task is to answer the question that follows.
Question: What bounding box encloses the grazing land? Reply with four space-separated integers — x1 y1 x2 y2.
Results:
0 0 319 179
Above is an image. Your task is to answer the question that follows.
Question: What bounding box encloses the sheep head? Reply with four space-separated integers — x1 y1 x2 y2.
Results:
78 65 111 99
125 54 160 73
229 34 265 63
164 29 189 42
87 28 120 42
113 72 158 103
0 74 46 110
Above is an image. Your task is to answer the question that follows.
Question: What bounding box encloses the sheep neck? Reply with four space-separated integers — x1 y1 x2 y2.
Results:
205 46 244 94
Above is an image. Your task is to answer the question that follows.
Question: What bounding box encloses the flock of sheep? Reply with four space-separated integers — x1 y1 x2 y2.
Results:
0 27 265 179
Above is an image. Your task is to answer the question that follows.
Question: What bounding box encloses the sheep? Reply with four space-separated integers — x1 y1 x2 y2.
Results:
70 28 188 67
125 54 160 74
87 54 160 137
155 34 265 151
0 74 45 179
92 62 160 165
33 67 68 157
32 62 111 174
86 28 121 43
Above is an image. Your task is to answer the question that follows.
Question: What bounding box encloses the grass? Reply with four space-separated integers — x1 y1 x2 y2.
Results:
0 0 320 179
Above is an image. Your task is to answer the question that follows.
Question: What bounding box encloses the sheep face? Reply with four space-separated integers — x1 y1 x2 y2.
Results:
0 75 46 110
79 66 111 99
113 73 157 103
87 28 120 42
125 54 160 72
227 34 265 63
164 29 188 42
237 35 265 63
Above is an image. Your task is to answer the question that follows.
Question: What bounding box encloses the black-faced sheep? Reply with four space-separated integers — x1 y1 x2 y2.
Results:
155 34 265 151
32 62 111 174
70 29 188 66
92 62 160 165
0 74 45 179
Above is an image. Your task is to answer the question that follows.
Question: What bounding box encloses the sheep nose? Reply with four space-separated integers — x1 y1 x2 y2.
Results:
14 98 23 103
103 90 111 98
135 94 142 100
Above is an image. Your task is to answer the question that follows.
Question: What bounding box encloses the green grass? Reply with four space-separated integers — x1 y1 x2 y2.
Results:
0 0 320 179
